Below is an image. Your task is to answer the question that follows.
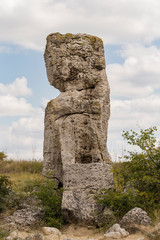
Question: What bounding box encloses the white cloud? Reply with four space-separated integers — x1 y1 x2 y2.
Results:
0 76 45 159
0 114 44 160
107 44 160 99
11 115 43 135
107 44 160 160
0 45 13 53
108 95 160 159
0 94 34 116
1 0 160 160
0 77 32 96
0 0 160 50
41 97 49 109
0 77 34 117
0 77 45 159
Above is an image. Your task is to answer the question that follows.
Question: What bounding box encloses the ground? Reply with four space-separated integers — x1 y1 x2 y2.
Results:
3 224 156 240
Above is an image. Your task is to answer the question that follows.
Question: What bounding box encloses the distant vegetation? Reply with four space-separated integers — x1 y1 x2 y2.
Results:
0 157 43 174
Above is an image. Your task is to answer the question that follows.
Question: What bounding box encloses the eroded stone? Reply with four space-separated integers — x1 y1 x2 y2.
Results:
43 33 113 224
43 33 111 181
104 224 129 239
120 207 152 228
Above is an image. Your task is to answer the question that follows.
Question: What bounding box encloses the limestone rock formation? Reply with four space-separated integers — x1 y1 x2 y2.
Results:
62 163 114 224
120 207 152 231
43 32 113 224
4 208 43 230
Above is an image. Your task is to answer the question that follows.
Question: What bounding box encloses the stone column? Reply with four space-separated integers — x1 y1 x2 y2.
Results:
43 33 114 224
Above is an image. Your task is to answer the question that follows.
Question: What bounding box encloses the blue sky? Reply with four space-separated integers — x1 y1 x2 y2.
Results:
0 0 160 160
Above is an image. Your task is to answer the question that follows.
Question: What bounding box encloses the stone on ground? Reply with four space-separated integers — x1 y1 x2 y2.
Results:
104 224 129 239
120 207 152 229
42 227 62 235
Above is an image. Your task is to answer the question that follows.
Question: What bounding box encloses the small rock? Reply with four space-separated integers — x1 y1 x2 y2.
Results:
105 231 121 239
6 237 13 240
42 227 61 235
4 208 42 230
9 230 18 238
120 207 152 227
31 233 44 240
104 223 129 239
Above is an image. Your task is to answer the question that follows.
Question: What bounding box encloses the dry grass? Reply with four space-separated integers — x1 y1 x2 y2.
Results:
0 159 43 195
0 159 43 174
4 173 43 194
151 209 160 225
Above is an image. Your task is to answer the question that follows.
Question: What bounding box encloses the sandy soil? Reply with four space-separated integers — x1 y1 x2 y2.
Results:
60 224 146 240
6 224 156 240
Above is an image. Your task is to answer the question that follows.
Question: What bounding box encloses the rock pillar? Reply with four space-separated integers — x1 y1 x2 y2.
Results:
43 33 114 224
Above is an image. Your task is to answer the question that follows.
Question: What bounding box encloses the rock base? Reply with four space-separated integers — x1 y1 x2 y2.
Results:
62 163 114 224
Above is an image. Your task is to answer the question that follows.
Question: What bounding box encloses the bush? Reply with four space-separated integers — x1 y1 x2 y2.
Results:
0 151 7 161
95 189 140 220
0 175 12 212
23 178 42 193
96 126 160 220
120 127 160 209
33 178 64 228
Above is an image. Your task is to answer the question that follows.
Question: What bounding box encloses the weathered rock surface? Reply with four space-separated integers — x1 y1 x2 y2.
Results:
62 163 114 224
43 32 113 224
120 207 152 232
42 227 62 236
43 32 111 180
104 224 129 239
4 208 42 230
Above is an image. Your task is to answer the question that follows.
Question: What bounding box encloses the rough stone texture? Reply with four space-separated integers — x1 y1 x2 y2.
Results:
4 208 42 230
120 207 152 232
104 224 129 239
63 163 114 190
43 32 111 181
62 163 114 224
42 227 62 236
43 32 113 224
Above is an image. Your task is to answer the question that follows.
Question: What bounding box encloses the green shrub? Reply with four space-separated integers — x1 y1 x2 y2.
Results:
120 126 160 209
0 227 9 240
0 151 7 161
33 178 64 228
96 126 160 219
23 178 42 193
0 175 12 212
95 188 142 220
